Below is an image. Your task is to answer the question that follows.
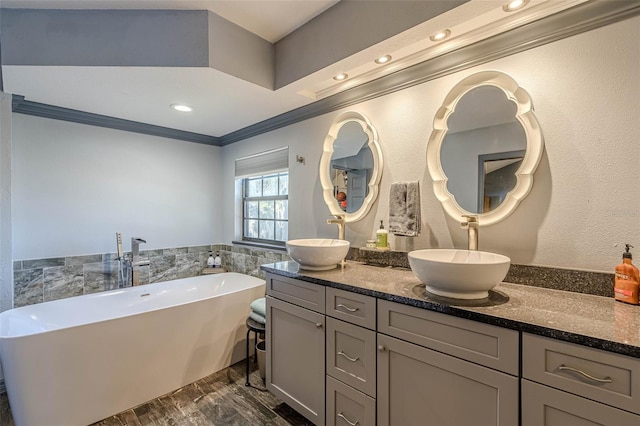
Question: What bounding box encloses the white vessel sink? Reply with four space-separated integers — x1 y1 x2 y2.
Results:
408 249 510 299
286 239 350 271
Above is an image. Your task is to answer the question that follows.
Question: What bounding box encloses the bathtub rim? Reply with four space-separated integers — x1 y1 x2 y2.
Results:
0 272 265 340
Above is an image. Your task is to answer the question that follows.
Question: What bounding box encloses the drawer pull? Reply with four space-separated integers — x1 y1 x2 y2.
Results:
337 350 360 362
337 412 359 426
557 364 613 384
337 303 359 313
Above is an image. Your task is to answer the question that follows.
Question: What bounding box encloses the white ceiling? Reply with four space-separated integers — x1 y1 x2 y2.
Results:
0 0 587 140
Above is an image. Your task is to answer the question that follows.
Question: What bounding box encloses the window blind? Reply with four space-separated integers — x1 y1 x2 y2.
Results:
235 147 289 178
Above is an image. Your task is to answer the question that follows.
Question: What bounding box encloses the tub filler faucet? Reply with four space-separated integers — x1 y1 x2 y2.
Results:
131 237 149 286
115 233 150 287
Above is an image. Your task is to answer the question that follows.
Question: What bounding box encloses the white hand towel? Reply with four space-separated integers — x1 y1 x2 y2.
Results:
389 181 421 237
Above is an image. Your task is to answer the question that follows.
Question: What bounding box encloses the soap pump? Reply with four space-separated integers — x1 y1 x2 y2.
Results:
376 220 389 250
614 244 640 305
214 251 222 268
207 251 215 268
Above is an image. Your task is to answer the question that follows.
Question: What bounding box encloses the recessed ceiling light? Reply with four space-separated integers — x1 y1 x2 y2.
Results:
333 73 349 81
503 0 529 12
170 104 193 112
375 55 392 65
429 29 451 42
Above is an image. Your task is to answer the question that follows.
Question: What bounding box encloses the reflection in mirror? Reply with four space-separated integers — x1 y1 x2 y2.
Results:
427 70 543 226
330 121 374 213
320 111 383 223
441 85 526 213
479 150 524 212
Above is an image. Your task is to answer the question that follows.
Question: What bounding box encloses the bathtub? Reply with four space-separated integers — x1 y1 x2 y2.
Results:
0 272 265 426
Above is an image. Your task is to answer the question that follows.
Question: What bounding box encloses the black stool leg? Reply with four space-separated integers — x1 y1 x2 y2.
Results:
245 327 251 386
254 330 258 364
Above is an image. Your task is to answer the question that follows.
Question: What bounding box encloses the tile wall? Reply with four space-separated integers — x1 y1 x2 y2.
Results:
12 244 289 308
11 244 614 308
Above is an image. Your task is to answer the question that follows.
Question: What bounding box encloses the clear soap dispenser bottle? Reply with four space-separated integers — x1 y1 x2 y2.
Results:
614 244 640 305
376 220 389 250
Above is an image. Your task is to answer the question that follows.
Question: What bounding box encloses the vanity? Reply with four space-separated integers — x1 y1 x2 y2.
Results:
262 261 640 426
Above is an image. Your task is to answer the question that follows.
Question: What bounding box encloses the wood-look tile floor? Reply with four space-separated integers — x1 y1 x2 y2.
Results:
0 361 313 426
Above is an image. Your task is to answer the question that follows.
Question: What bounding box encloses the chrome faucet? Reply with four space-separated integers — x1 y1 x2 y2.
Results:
327 214 346 240
131 237 150 286
461 215 479 251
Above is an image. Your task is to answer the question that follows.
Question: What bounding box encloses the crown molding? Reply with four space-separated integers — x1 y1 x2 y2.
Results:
11 96 220 146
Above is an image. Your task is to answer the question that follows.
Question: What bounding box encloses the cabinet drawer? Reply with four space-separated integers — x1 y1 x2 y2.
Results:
326 317 376 397
378 299 519 375
522 379 640 426
523 333 640 415
326 287 376 330
266 273 325 314
326 376 375 426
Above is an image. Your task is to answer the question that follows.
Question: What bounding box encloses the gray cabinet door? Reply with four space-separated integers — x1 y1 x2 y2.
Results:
377 333 518 426
266 296 325 425
522 379 640 426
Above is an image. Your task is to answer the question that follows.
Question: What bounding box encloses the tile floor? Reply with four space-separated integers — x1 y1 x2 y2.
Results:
0 361 312 426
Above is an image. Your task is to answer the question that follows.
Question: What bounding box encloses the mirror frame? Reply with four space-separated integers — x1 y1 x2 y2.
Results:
320 111 383 222
427 70 543 226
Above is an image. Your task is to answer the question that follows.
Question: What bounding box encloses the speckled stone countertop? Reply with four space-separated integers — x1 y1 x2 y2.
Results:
261 261 640 359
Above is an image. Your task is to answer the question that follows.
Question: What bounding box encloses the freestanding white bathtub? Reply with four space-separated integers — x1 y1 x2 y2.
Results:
0 272 265 426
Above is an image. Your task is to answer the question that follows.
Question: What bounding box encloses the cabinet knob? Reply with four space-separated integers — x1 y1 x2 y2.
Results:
378 345 386 352
315 322 323 328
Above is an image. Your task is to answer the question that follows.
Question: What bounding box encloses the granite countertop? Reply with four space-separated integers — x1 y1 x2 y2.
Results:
261 261 640 359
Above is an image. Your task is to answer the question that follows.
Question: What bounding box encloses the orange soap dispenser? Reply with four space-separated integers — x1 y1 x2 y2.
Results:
614 244 640 305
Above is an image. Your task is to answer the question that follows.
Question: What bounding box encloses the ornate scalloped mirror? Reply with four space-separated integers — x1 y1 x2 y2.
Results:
320 111 383 222
427 70 543 226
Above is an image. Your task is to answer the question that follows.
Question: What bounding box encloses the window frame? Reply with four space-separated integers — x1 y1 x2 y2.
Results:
241 171 288 246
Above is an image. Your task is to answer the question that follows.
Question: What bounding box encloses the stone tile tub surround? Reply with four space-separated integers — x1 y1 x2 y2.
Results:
262 261 640 358
12 244 289 308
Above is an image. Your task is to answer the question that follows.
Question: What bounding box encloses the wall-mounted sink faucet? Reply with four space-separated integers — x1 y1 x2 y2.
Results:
327 214 346 240
461 215 479 251
131 237 149 286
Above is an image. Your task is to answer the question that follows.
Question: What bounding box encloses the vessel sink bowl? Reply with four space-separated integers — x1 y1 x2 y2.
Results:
286 239 350 271
408 249 510 299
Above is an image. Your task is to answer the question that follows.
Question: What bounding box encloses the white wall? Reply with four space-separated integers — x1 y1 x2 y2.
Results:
221 16 640 273
12 115 222 259
1 93 13 314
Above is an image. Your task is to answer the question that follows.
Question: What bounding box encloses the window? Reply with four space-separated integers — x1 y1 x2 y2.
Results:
242 172 288 244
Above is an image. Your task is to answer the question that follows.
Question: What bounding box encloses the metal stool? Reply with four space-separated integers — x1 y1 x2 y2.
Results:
245 316 266 386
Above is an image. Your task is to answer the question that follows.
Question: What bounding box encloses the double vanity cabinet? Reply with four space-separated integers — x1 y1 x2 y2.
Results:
264 268 640 426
